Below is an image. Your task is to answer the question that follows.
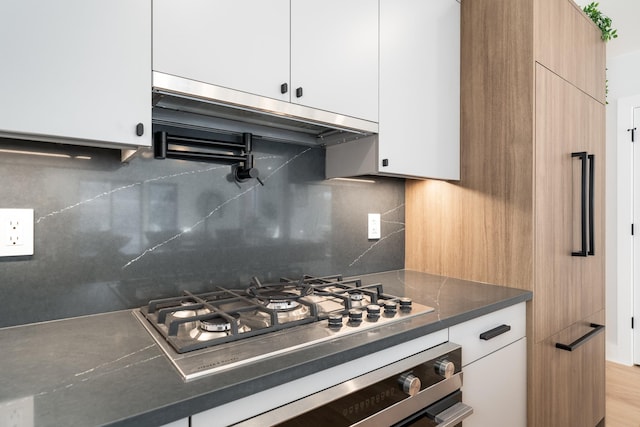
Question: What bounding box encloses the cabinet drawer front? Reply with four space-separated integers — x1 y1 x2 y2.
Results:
449 302 526 366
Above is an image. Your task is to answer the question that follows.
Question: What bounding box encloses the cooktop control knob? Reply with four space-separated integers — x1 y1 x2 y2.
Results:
348 309 363 324
328 313 343 329
434 359 455 379
383 300 398 314
366 304 381 320
398 373 421 396
399 297 413 311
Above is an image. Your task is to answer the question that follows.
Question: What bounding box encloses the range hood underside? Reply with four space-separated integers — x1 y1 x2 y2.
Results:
152 72 378 147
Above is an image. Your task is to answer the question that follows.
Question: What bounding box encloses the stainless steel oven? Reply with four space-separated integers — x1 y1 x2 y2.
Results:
234 341 473 427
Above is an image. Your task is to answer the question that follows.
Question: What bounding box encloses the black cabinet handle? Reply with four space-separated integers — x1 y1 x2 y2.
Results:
280 83 288 94
136 122 144 137
572 151 588 257
296 87 303 98
588 154 595 256
555 323 605 352
479 324 511 340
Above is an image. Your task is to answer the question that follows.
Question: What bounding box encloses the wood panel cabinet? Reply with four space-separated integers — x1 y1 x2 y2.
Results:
0 0 151 149
153 0 378 122
534 0 606 101
534 64 605 342
532 310 605 427
405 0 605 425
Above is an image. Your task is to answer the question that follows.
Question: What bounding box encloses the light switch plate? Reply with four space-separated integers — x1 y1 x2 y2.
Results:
368 213 381 239
0 208 34 257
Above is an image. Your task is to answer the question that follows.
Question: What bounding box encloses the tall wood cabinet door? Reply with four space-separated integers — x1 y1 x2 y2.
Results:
531 311 605 427
581 93 606 320
534 65 584 342
153 0 290 102
534 0 605 102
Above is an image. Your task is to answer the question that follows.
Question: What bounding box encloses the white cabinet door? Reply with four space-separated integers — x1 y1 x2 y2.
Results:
463 338 527 427
325 0 459 179
0 0 151 148
153 0 290 102
291 0 378 122
378 0 460 179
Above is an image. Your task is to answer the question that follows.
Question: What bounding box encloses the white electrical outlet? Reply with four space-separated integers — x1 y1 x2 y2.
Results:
0 396 34 427
368 213 381 239
0 209 34 257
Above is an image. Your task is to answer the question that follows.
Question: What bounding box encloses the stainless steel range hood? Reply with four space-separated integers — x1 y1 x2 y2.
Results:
152 72 378 146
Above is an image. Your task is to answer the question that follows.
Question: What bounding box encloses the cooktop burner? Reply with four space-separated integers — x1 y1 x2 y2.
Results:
134 274 435 381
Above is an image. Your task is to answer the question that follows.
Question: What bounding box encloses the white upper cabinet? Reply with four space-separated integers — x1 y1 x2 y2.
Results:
0 0 151 148
153 0 290 102
291 0 378 122
326 0 460 180
153 0 378 123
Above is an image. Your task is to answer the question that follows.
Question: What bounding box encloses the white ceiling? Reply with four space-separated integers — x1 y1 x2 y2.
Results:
574 0 640 58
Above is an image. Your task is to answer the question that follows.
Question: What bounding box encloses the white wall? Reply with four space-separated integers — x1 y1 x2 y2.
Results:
606 49 640 364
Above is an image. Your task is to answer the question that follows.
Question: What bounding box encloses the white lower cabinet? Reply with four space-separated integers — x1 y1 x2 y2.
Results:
450 302 527 427
462 337 526 427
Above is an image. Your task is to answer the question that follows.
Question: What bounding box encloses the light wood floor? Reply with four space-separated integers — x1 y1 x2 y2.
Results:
607 361 640 426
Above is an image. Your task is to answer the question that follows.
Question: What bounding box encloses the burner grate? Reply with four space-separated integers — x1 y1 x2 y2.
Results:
139 274 412 354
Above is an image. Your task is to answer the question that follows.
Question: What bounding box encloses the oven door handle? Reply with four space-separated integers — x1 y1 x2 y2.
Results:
434 402 474 427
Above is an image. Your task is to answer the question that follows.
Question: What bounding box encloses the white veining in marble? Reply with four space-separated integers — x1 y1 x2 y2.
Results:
36 165 227 224
122 148 312 269
34 156 282 224
74 344 156 377
35 346 161 397
348 203 405 267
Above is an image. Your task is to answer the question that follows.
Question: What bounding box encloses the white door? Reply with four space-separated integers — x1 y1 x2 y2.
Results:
0 0 151 147
632 106 640 364
153 0 290 102
290 0 378 122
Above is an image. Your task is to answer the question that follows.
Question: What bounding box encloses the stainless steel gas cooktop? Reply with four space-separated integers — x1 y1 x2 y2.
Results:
134 274 434 381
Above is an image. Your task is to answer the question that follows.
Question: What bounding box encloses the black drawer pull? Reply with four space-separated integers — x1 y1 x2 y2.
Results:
479 324 511 340
555 323 605 352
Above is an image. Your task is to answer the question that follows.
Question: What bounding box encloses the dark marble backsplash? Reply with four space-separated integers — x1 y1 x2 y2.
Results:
0 136 405 327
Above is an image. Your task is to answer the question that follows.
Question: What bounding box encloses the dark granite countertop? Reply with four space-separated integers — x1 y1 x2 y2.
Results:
0 270 531 427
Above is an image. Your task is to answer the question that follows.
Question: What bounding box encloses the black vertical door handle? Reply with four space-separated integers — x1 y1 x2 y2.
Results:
280 83 288 94
296 87 303 98
572 151 588 257
588 154 595 256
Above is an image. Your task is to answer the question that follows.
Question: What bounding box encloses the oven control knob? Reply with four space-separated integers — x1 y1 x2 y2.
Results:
398 373 421 396
434 359 455 379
